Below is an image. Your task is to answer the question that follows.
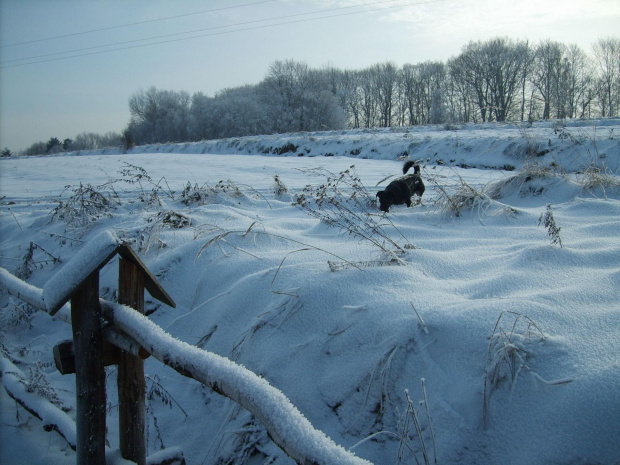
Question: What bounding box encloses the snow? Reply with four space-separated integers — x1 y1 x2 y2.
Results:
144 446 183 465
1 120 620 464
42 229 121 314
101 299 370 464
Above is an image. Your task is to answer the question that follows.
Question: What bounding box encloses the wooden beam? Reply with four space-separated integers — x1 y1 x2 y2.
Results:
71 271 106 465
53 339 121 375
117 257 146 465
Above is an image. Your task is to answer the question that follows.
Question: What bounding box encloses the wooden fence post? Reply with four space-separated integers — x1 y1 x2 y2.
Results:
5 232 175 465
71 270 106 465
118 257 147 465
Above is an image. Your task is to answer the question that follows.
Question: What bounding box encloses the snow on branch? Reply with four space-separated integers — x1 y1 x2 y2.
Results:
0 266 69 324
0 356 77 449
100 300 372 465
0 266 46 310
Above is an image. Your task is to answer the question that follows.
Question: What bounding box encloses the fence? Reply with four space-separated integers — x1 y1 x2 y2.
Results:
0 230 371 465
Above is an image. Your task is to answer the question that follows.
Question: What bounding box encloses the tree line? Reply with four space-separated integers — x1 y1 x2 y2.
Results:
12 36 620 155
14 132 124 157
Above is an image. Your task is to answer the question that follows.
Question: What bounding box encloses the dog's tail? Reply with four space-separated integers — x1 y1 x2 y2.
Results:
403 160 420 175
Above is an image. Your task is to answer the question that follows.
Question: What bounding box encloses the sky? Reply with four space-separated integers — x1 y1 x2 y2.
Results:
1 0 619 152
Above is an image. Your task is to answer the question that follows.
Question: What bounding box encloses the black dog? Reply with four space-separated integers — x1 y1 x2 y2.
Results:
376 161 425 212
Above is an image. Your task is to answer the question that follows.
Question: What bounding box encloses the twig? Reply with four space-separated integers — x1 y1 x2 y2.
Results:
43 231 84 245
7 207 22 231
411 303 429 335
270 248 311 296
421 379 437 464
405 389 429 465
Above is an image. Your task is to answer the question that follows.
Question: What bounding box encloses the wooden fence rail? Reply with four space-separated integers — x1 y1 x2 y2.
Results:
0 230 371 465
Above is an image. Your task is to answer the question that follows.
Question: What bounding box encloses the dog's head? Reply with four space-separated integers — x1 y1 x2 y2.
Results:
376 190 392 212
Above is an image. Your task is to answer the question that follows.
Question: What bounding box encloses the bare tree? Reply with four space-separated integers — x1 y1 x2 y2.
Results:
370 62 399 127
592 37 620 117
561 44 595 118
531 40 566 119
400 63 422 125
486 38 530 121
449 42 492 122
450 38 529 122
420 62 447 124
358 68 378 128
337 69 363 128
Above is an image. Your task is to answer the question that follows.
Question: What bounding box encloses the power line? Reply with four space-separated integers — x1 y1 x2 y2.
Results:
1 0 445 69
1 0 279 48
2 0 408 65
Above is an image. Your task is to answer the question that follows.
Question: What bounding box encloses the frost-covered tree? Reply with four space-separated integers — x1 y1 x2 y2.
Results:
207 85 269 139
420 62 447 124
335 69 362 128
259 59 344 133
71 132 122 151
127 87 191 144
188 92 212 141
46 137 63 154
429 89 446 124
22 141 47 156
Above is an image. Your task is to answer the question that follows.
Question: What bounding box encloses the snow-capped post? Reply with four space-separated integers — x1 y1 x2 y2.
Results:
117 255 145 465
114 243 175 465
70 269 106 465
40 230 176 465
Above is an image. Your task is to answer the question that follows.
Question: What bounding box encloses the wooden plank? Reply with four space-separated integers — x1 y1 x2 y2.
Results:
117 257 146 465
71 271 106 465
118 243 176 308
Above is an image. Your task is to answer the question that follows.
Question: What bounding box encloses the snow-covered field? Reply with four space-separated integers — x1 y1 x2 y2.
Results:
1 120 619 465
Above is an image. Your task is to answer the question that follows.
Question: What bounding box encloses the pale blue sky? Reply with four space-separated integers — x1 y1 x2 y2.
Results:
1 0 619 151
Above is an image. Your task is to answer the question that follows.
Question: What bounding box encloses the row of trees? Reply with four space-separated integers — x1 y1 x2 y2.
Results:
18 132 123 156
126 59 346 144
126 37 619 145
14 36 620 154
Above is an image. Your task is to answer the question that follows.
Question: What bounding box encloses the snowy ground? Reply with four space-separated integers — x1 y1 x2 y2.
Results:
1 120 619 465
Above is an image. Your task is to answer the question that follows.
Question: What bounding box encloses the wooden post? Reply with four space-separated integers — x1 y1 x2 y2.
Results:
117 257 146 465
71 271 106 465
